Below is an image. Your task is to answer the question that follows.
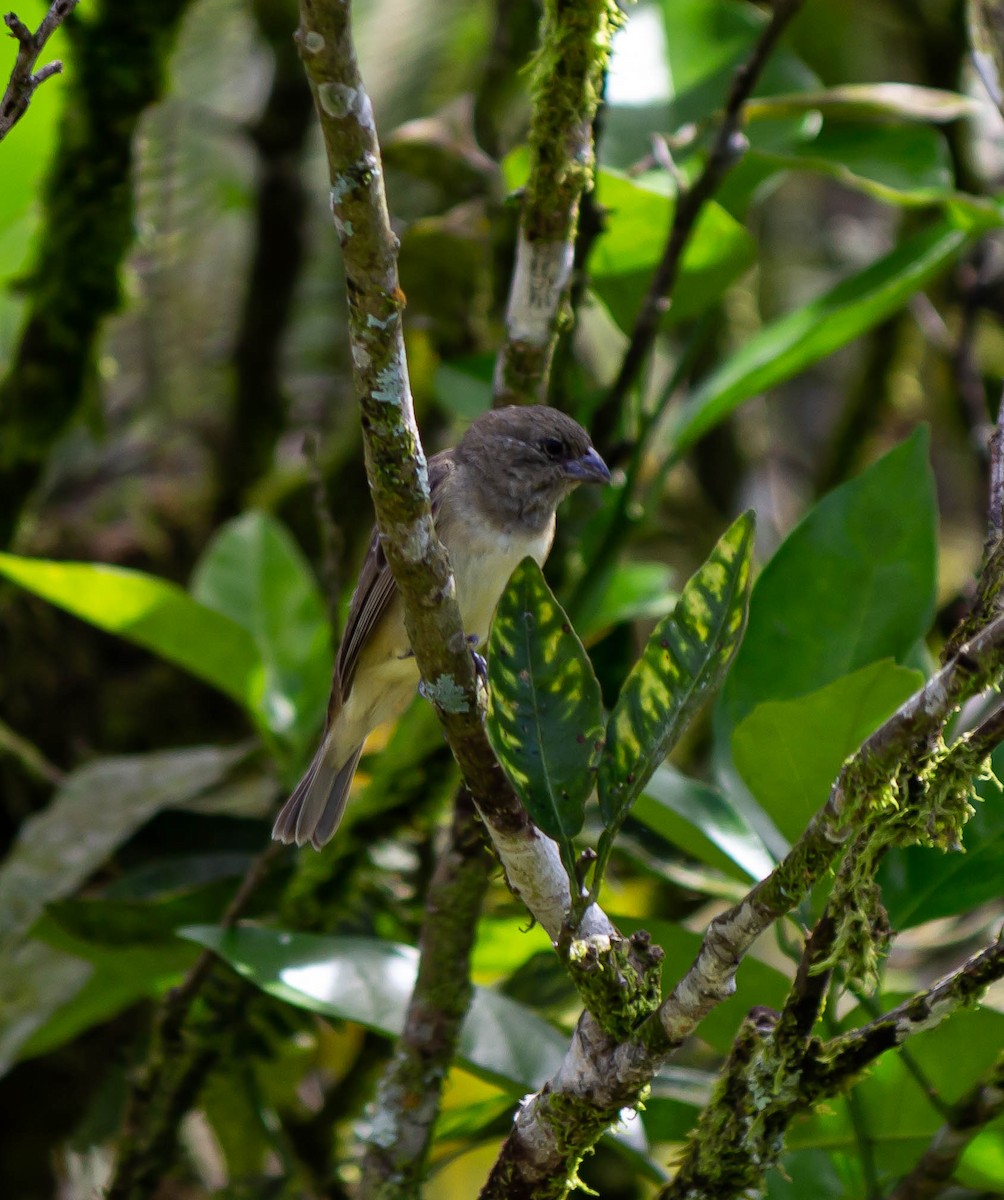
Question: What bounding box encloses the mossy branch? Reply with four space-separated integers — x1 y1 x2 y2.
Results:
492 0 621 406
888 1047 1004 1200
295 0 643 1186
657 939 1004 1200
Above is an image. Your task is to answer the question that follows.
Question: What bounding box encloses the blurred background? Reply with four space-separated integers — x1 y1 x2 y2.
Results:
1 0 1003 1196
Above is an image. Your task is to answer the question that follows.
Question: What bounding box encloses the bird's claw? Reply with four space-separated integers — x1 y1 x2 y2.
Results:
471 650 488 683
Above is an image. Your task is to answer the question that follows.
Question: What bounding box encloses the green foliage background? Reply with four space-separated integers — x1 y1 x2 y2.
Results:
1 0 1003 1197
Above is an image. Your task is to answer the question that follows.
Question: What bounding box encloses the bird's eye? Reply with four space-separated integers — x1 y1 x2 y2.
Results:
539 437 564 459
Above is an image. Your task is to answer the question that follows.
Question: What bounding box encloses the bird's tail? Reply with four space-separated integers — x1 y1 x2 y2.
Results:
272 742 364 850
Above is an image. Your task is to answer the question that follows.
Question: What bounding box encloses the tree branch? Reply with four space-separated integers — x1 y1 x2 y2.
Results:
481 610 1004 1196
492 0 620 406
657 938 1004 1200
887 1048 1004 1200
592 0 805 453
358 790 492 1198
0 1 78 143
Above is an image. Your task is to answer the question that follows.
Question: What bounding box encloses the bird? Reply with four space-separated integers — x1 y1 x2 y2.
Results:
272 405 611 849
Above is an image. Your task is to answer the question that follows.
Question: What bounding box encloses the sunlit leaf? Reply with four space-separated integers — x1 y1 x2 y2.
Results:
634 763 775 881
577 560 678 643
719 431 937 733
598 512 754 831
745 83 982 123
732 661 923 843
0 744 252 944
487 558 604 855
0 553 260 709
191 511 333 747
590 170 757 329
181 925 566 1092
667 221 986 459
751 121 955 207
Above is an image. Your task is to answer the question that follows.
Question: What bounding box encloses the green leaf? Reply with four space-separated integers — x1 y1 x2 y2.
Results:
577 561 678 643
0 744 252 945
719 431 937 734
788 1003 1004 1179
667 221 981 459
750 121 955 207
598 512 755 830
190 512 333 748
0 942 91 1077
16 921 195 1064
590 170 756 330
745 83 982 124
486 558 605 852
659 0 819 130
633 764 776 881
181 926 567 1093
732 661 923 843
0 553 261 709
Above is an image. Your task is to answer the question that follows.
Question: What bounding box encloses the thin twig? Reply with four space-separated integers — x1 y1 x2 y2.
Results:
887 1049 1004 1200
0 1 78 143
0 714 65 786
592 0 805 452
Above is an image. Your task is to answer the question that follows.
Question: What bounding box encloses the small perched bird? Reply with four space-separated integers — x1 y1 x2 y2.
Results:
273 405 610 849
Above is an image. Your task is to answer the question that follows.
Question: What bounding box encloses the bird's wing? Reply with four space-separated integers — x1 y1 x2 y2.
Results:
331 449 455 714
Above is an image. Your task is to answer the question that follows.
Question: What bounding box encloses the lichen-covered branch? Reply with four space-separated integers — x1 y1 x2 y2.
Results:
888 1048 1004 1200
657 939 1004 1200
0 0 78 143
592 0 805 452
481 611 1004 1196
296 1 635 1190
492 0 621 406
295 0 619 946
358 790 492 1199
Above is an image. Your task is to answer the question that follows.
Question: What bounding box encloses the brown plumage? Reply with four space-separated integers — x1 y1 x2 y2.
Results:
272 405 610 849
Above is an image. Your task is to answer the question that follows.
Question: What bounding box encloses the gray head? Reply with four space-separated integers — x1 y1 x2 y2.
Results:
455 405 610 532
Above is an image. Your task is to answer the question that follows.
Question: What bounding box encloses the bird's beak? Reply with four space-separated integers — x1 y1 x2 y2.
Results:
563 446 611 485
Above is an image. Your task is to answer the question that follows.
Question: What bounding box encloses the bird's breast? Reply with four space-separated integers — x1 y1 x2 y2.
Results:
444 510 555 642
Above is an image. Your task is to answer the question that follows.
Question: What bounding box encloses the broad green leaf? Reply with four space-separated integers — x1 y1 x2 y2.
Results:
732 661 923 843
880 743 1004 929
15 920 195 1064
0 941 91 1077
590 170 756 329
487 558 604 850
719 430 937 733
598 512 755 830
745 83 982 124
0 553 260 709
0 744 251 943
634 763 775 881
667 221 981 459
577 561 678 643
788 1003 1004 1179
181 926 566 1092
751 121 955 207
659 0 818 130
191 512 333 747
433 356 493 421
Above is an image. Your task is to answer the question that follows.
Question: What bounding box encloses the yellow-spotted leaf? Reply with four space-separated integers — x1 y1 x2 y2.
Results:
487 558 604 857
598 513 755 832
